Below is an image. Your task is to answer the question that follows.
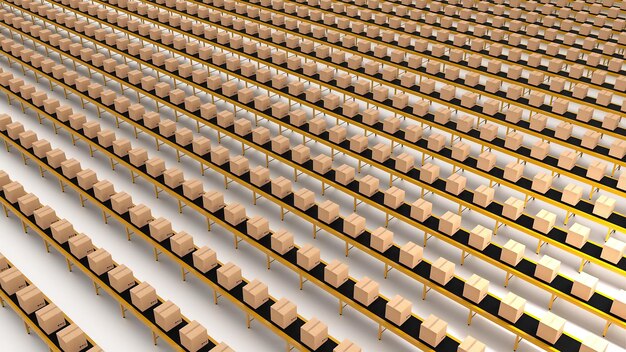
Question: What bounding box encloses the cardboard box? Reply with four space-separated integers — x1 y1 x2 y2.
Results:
271 229 294 255
499 292 526 323
610 290 626 320
502 197 524 220
420 163 440 184
292 188 314 211
469 225 492 250
128 148 147 167
438 211 461 236
335 164 355 185
49 219 75 244
32 140 52 158
562 184 583 205
34 206 58 230
0 254 7 272
193 246 217 273
343 213 365 238
537 312 565 344
210 146 229 166
227 155 248 177
57 324 87 352
178 321 209 352
17 193 41 216
163 168 184 189
154 301 182 332
217 262 242 290
571 272 598 301
270 298 297 329
191 137 211 157
399 242 423 268
531 140 550 160
533 209 557 234
87 248 114 276
171 231 194 257
16 285 45 314
477 151 496 171
457 336 486 352
385 295 412 326
354 277 379 306
587 161 607 181
419 314 447 347
445 173 466 195
271 177 292 199
531 172 552 194
149 218 174 242
503 162 524 183
297 244 320 271
182 180 204 200
430 257 455 285
593 195 616 219
601 238 626 264
271 135 290 155
301 317 328 350
36 303 66 334
240 163 266 185
312 154 332 175
111 192 133 214
566 223 590 249
558 150 577 170
371 227 393 253
243 279 269 309
324 260 349 288
501 240 525 266
252 127 270 145
333 339 361 352
479 123 498 141
129 204 152 228
209 342 234 352
383 187 405 209
463 274 489 304
76 170 97 190
247 216 270 240
451 142 470 162
292 145 310 164
372 143 391 163
3 182 26 204
112 139 131 157
97 130 116 148
224 203 246 226
317 200 339 224
359 175 379 197
93 180 115 202
579 333 609 352
45 149 66 169
108 264 134 293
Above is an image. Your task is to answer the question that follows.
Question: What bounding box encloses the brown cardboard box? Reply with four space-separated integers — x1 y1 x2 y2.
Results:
271 229 294 255
18 130 38 149
108 264 134 292
385 295 412 326
451 142 470 162
252 127 270 145
537 312 565 344
250 166 270 187
372 143 391 163
476 151 496 172
183 180 204 200
324 260 349 288
601 238 626 264
457 336 486 352
419 315 447 347
129 204 152 228
610 290 626 319
531 172 552 194
149 218 174 242
533 209 557 234
111 192 133 214
17 193 41 216
430 257 455 285
247 216 270 240
34 206 58 230
502 197 524 220
318 200 339 224
335 164 355 185
32 140 52 158
164 168 184 188
203 191 224 213
224 203 246 226
16 285 45 314
334 339 361 352
328 125 347 144
349 268 384 307
50 219 75 244
171 232 194 257
399 242 423 268
566 223 590 248
383 117 401 134
180 321 209 352
234 119 252 137
501 239 525 266
87 248 114 276
293 188 315 211
154 301 182 332
97 130 116 148
76 170 97 190
36 303 66 334
209 342 234 352
410 199 432 222
271 135 290 155
92 180 115 202
112 139 131 157
3 182 25 204
57 324 87 352
243 279 269 309
587 161 607 181
371 227 393 253
349 136 368 154
504 162 524 183
301 317 328 350
383 186 405 209
270 298 297 329
531 141 550 160
128 148 148 167
445 173 466 195
0 254 7 272
359 175 379 197
45 149 66 169
479 123 498 141
469 225 492 250
438 211 461 236
217 262 242 290
297 244 321 271
558 150 578 170
193 246 217 273
593 195 616 219
291 144 310 164
210 146 230 166
312 154 332 175
579 333 608 352
499 292 526 323
229 155 249 177
463 274 489 304
0 267 26 295
271 177 292 199
571 272 598 301
420 163 440 184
